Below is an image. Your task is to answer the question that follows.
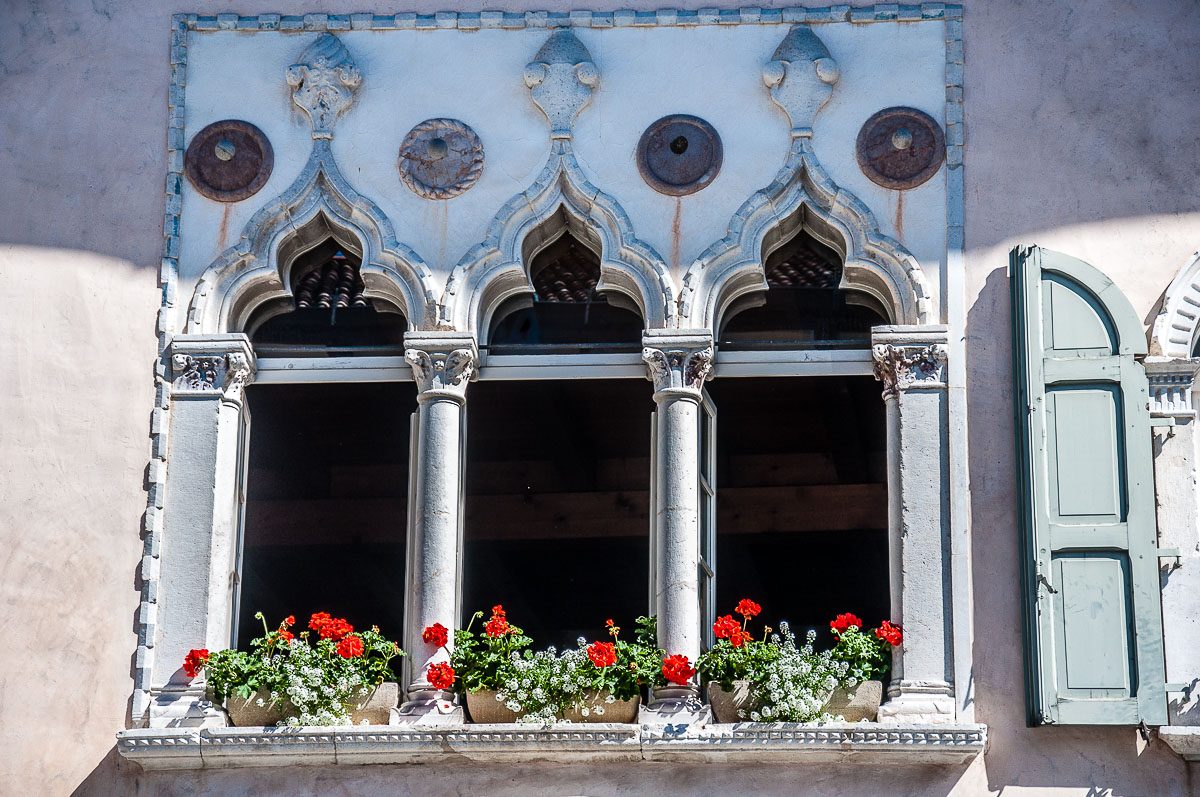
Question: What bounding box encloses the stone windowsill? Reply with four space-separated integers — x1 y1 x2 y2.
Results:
117 722 987 770
1159 727 1200 761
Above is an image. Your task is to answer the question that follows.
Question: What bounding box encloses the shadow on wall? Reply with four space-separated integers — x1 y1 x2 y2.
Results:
965 266 1193 796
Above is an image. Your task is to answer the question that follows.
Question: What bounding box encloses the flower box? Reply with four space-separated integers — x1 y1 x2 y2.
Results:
562 690 641 723
822 679 883 722
707 680 754 723
465 689 520 723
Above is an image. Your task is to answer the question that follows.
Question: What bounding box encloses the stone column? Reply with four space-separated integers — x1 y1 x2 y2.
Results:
1145 357 1200 725
871 325 956 724
640 330 714 726
150 334 255 727
393 332 477 725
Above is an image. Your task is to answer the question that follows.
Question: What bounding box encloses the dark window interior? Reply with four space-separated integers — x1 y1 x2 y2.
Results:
250 243 407 357
488 232 643 354
720 232 885 349
706 375 889 648
463 379 651 648
236 381 416 649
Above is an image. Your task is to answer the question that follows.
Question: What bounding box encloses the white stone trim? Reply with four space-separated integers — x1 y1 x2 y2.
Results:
117 721 985 769
1151 251 1200 359
1160 727 1200 761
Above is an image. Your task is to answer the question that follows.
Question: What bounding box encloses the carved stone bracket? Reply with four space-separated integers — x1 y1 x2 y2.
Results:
763 25 840 138
872 344 948 397
169 335 256 401
287 33 362 139
1144 357 1200 418
642 331 714 397
404 333 479 401
524 29 599 139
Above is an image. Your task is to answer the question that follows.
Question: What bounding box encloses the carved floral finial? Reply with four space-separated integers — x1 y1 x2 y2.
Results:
762 26 839 138
524 29 600 139
286 33 362 139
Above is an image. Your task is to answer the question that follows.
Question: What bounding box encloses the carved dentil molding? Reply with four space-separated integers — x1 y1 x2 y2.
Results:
642 346 714 396
872 343 947 397
524 29 599 140
287 33 362 140
1144 357 1200 417
405 347 478 398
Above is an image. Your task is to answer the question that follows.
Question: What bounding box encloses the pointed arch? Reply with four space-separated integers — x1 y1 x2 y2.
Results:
185 140 439 335
678 137 934 332
441 140 676 339
1151 250 1200 358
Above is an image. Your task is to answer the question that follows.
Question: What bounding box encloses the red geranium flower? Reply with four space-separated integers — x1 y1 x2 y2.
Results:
587 641 617 668
876 620 903 646
423 622 449 648
713 614 739 640
605 619 620 638
284 615 295 626
279 630 294 643
336 634 364 658
830 613 863 635
662 654 695 686
428 662 455 690
730 628 754 648
485 605 510 637
310 612 354 641
183 648 209 679
735 599 761 619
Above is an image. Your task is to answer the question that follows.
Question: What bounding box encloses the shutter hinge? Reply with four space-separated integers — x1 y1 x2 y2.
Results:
1159 548 1182 570
1037 572 1059 594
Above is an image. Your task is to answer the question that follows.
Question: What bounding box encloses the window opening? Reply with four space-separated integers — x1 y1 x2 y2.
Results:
705 375 889 648
250 243 407 357
463 379 651 648
236 381 416 649
487 231 643 354
719 231 885 350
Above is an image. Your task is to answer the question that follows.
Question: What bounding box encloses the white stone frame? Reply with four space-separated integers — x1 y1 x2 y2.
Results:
133 7 976 757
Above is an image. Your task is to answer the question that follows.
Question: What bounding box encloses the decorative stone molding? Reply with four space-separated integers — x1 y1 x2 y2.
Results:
1150 251 1200 359
523 29 599 139
186 139 439 334
1144 357 1200 418
641 333 715 396
117 721 986 769
287 33 362 139
762 25 840 138
169 335 256 401
403 333 479 400
876 682 957 725
679 129 933 331
398 118 485 200
872 344 948 397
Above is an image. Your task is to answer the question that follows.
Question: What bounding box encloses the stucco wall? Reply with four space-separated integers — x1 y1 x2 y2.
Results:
1 0 1198 795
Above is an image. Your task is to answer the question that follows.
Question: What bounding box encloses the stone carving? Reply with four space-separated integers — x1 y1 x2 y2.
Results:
762 26 840 137
405 347 477 394
856 107 946 190
287 34 362 139
642 346 714 395
872 343 948 396
171 355 221 391
398 119 485 200
1150 251 1200 358
1145 357 1200 417
523 29 599 139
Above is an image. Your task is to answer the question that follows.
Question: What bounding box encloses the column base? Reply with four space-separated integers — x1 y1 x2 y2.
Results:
639 686 712 730
877 681 956 724
391 690 464 726
148 686 228 729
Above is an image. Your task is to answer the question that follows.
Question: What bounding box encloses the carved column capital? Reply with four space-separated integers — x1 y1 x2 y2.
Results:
641 331 714 398
169 335 256 402
1144 357 1200 418
403 333 479 403
871 325 949 398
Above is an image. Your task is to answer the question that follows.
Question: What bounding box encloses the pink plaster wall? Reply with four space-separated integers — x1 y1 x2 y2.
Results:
1 0 1198 794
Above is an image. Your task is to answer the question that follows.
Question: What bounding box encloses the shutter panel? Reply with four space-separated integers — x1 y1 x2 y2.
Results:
1011 245 1166 725
699 390 717 648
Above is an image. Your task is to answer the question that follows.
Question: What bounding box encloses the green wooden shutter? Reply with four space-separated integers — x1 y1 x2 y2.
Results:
1012 245 1166 725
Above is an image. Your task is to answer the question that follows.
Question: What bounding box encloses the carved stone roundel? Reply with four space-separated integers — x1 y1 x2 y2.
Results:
398 118 485 200
184 120 274 202
637 115 723 196
856 107 946 190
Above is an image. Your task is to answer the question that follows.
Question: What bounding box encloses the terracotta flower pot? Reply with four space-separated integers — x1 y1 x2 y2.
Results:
707 680 755 723
561 690 641 723
822 679 883 722
224 689 297 727
349 681 399 725
466 689 521 723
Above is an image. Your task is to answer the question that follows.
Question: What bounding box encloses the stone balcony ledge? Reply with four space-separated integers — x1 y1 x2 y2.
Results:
117 721 987 770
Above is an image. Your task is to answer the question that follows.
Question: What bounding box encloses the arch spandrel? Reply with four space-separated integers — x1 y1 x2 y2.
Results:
1151 251 1200 358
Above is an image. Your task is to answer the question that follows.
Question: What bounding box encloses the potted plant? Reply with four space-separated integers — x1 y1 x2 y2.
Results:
447 605 533 723
824 614 902 721
559 617 658 723
185 612 405 726
697 599 778 722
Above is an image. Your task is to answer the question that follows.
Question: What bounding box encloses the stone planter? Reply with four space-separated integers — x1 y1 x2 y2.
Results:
224 682 399 726
562 690 641 723
822 679 883 722
707 680 755 723
466 689 521 723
